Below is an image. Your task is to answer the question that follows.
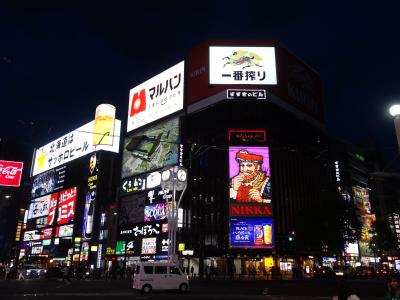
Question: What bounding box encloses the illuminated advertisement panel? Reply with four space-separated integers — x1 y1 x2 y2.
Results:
127 61 184 132
47 192 58 226
23 230 40 241
229 146 272 217
0 160 23 187
56 225 74 237
119 221 168 238
32 120 121 176
31 166 66 198
353 186 375 256
120 171 162 195
82 153 99 241
28 193 58 219
141 237 157 254
116 241 126 255
144 203 167 222
209 47 277 85
230 218 274 248
57 187 77 225
121 118 180 179
119 193 145 226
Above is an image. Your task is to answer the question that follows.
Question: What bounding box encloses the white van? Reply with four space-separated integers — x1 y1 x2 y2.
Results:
133 261 189 293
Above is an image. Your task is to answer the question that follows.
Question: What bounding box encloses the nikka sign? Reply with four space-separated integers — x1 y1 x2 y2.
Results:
0 160 23 187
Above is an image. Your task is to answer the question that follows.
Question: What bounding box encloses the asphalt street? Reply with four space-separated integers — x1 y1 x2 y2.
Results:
0 277 389 299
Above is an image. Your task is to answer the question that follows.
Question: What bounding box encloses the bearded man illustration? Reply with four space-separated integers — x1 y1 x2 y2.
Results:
229 150 271 203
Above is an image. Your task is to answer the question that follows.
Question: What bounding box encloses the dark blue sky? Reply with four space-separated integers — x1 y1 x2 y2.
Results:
1 1 400 163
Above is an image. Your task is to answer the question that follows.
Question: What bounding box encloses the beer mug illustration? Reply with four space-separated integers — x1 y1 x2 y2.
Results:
263 224 272 245
93 104 116 146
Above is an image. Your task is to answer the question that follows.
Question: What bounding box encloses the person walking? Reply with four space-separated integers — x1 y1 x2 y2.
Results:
17 267 25 280
332 280 360 300
4 265 10 281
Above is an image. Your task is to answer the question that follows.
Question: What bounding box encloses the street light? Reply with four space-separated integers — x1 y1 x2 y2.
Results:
389 104 400 152
161 166 188 263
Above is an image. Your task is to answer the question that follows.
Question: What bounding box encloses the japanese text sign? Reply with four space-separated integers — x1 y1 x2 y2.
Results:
230 218 274 248
127 61 184 132
209 46 277 85
32 120 120 176
57 187 77 225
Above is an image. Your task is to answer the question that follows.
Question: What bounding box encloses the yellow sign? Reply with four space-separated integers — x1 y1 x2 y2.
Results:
178 243 185 251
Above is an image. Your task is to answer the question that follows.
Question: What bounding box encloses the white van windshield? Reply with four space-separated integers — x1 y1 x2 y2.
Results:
169 266 181 275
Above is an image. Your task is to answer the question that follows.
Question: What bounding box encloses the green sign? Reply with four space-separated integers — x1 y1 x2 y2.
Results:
42 239 51 246
116 241 126 255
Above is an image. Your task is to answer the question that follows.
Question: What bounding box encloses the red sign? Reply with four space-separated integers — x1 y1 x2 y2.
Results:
0 160 23 187
228 129 266 142
40 228 53 240
230 203 272 217
57 187 77 225
47 193 59 226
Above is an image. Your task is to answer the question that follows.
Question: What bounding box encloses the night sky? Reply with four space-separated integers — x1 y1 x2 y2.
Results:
2 1 400 164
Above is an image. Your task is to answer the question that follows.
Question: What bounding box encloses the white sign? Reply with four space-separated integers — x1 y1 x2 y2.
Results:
32 120 121 176
127 61 184 132
28 194 51 219
141 237 157 254
209 46 277 85
23 230 40 241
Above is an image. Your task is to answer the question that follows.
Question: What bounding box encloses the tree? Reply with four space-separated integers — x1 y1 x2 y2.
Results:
294 186 362 256
368 220 398 257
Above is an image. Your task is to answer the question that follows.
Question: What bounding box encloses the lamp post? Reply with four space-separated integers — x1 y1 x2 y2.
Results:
161 166 188 263
389 104 400 152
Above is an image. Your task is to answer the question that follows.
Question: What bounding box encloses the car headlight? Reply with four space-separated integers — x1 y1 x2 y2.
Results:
27 270 31 274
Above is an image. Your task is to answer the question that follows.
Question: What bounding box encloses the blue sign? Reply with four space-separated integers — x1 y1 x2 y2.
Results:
230 218 274 248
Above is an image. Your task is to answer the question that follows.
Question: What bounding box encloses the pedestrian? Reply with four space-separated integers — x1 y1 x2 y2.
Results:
190 266 194 278
332 280 360 300
385 277 400 300
4 265 10 281
17 267 25 281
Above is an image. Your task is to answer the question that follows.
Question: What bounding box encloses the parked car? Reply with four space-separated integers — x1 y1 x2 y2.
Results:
133 261 189 293
355 266 376 278
332 265 355 278
313 266 336 279
23 265 47 279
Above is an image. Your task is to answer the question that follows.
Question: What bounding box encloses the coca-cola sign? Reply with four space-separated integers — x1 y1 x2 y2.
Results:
0 160 23 187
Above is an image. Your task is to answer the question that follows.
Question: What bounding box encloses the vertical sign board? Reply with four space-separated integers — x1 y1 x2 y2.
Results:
228 146 273 248
82 153 98 241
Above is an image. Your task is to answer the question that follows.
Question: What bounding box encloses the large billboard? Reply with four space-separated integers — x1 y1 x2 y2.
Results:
229 146 272 216
230 218 274 248
127 61 184 132
209 47 277 85
229 146 273 248
353 186 375 256
187 40 325 125
0 160 23 187
31 166 67 198
121 118 180 178
31 119 121 176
